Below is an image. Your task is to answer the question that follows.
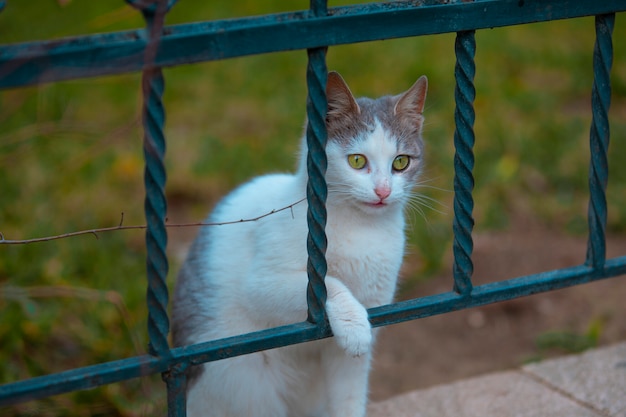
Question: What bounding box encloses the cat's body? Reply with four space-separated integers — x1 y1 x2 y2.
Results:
172 72 428 417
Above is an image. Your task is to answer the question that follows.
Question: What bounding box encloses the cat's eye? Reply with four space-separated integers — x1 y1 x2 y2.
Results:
348 154 367 170
392 155 410 171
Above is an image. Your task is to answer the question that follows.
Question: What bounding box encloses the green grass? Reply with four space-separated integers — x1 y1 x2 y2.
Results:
523 315 608 365
1 2 625 415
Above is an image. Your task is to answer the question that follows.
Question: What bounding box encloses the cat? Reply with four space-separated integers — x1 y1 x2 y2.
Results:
172 71 428 417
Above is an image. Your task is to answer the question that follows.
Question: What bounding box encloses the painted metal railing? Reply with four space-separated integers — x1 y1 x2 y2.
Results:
1 1 625 415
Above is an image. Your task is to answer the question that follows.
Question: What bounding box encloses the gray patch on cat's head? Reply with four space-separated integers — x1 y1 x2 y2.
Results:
325 72 428 158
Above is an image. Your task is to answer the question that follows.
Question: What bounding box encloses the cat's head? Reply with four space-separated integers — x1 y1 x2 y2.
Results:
323 71 428 215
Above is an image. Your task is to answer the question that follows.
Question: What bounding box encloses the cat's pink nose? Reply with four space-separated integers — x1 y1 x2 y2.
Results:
375 186 391 200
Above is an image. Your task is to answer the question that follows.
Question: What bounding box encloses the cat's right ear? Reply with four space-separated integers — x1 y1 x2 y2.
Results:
395 75 428 119
326 71 360 121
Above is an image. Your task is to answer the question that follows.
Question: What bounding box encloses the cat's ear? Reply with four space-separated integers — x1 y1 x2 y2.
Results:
394 75 428 119
326 71 360 121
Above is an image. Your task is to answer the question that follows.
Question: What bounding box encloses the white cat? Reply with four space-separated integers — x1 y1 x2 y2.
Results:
172 71 428 417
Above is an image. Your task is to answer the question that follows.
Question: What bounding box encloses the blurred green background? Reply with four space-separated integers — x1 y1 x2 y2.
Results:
1 1 625 415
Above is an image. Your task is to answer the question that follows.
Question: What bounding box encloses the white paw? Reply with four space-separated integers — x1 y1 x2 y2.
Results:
326 295 372 357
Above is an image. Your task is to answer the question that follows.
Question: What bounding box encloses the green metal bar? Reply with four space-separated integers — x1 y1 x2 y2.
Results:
305 0 330 327
1 0 625 89
124 1 185 415
132 0 171 361
586 13 614 269
452 30 477 296
163 362 188 417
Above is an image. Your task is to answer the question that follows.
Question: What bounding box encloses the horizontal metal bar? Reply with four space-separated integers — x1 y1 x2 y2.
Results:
2 255 624 406
0 353 166 407
1 0 625 89
0 321 329 406
369 256 626 327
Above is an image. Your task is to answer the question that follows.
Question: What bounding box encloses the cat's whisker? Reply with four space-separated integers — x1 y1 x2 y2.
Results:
413 177 451 193
326 180 354 189
409 193 447 211
327 188 355 199
409 195 447 216
404 191 447 228
405 204 433 233
413 185 451 195
405 201 430 226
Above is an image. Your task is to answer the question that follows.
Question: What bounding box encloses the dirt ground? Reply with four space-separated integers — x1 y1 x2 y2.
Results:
369 221 626 401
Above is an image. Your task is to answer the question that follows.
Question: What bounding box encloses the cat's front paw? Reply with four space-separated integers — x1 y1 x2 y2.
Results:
325 293 372 357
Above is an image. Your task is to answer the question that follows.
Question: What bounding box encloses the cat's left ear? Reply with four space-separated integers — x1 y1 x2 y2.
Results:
326 71 361 120
394 75 428 118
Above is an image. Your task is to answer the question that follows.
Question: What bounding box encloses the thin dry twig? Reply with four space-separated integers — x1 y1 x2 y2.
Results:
0 198 306 245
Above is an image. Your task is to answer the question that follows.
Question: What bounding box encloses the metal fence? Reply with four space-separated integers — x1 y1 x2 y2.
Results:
1 0 625 415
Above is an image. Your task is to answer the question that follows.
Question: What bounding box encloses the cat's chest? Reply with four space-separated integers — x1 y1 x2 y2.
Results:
324 215 404 306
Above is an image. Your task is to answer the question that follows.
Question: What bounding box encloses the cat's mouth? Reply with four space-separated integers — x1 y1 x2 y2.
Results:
367 200 388 208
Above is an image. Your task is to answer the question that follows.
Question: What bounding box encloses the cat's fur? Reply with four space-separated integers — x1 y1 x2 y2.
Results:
172 71 428 417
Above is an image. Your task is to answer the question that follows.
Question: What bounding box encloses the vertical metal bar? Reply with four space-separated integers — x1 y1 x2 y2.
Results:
142 66 171 357
305 0 329 326
141 1 188 415
163 363 188 417
586 13 614 270
130 0 172 361
452 30 477 296
310 0 327 16
128 0 190 415
127 1 182 416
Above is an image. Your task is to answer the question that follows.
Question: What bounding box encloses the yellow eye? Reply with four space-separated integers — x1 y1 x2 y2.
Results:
348 154 367 169
393 155 410 171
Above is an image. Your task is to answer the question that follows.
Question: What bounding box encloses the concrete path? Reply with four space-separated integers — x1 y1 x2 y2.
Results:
368 342 626 417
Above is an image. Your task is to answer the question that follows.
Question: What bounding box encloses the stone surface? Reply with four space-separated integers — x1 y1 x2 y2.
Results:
523 342 626 417
368 342 626 417
368 371 600 417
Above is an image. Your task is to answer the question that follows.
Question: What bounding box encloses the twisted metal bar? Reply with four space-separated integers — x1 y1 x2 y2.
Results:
452 30 477 296
304 0 330 326
305 46 329 326
142 66 170 357
586 14 614 270
128 0 172 358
